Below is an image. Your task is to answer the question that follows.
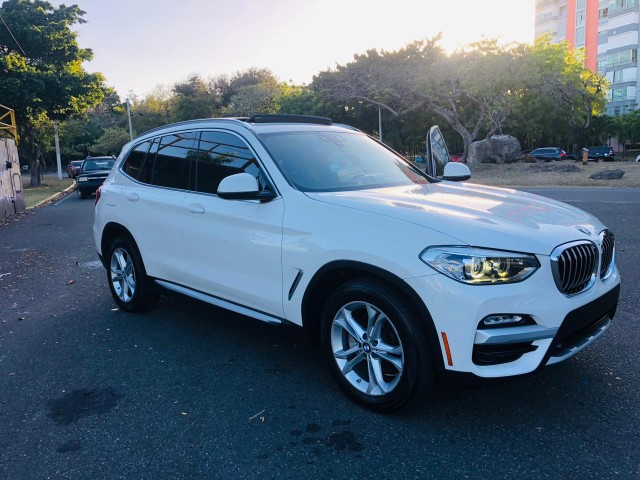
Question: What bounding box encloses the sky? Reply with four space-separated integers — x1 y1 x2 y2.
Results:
51 0 535 98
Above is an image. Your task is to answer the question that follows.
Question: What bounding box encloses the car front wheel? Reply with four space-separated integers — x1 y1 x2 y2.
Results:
321 278 434 412
106 236 159 312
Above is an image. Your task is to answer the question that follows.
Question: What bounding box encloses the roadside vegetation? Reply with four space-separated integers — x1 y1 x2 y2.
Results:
1 0 639 185
22 177 74 208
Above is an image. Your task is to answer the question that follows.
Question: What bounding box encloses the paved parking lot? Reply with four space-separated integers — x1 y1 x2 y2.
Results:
0 187 638 479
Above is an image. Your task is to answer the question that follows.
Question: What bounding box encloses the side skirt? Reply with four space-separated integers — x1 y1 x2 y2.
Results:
155 279 284 326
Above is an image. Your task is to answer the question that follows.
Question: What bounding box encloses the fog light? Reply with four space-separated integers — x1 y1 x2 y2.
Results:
482 315 523 328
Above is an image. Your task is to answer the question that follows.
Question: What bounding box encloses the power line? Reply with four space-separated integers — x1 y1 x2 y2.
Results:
0 13 26 57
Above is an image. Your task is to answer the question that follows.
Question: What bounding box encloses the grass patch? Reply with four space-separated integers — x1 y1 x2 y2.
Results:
23 176 74 208
468 160 640 188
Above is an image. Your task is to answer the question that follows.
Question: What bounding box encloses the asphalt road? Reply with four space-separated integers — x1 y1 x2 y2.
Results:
1 187 638 480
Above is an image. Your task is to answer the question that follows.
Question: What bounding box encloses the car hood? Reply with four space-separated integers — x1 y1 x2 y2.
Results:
305 182 605 255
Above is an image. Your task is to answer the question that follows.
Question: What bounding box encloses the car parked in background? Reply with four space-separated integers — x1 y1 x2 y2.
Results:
76 156 115 199
530 147 566 161
67 160 84 178
587 146 615 162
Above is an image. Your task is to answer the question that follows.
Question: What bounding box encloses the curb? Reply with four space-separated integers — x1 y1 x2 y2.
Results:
27 182 77 210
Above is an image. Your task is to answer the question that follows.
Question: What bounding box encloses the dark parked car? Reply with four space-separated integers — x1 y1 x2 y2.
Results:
530 147 566 161
67 160 84 178
587 146 615 162
76 157 115 199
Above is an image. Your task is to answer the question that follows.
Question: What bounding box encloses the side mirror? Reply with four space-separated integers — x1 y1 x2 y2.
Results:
217 173 275 202
443 162 471 182
426 125 451 178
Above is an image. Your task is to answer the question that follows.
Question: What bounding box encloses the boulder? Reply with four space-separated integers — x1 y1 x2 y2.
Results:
589 169 625 180
467 135 521 164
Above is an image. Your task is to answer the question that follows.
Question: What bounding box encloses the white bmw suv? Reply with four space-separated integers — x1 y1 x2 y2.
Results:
93 115 620 412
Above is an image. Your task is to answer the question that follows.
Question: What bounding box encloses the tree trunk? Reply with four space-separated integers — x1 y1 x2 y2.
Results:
29 144 44 187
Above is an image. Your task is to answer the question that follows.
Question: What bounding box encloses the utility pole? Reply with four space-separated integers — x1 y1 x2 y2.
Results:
378 107 383 143
54 120 62 180
126 98 134 141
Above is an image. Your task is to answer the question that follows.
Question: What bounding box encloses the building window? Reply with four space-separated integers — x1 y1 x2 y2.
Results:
535 11 554 23
559 5 567 16
610 0 640 13
607 49 638 67
612 68 638 83
611 86 636 101
577 0 586 9
575 27 585 45
599 7 609 19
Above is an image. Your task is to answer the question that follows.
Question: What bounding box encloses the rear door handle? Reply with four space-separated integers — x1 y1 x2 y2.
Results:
126 192 139 202
188 203 204 214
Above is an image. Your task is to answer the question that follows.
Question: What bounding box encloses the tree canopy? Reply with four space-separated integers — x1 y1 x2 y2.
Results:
0 0 110 181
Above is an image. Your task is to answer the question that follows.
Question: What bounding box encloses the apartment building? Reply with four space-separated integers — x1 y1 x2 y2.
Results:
535 0 640 115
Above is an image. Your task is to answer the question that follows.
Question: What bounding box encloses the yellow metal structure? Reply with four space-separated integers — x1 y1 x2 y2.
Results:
0 104 18 144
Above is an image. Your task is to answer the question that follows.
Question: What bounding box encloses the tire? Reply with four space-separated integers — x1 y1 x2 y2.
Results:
106 235 159 312
77 188 87 199
320 278 434 413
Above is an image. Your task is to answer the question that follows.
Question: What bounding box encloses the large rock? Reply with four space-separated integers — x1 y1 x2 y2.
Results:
467 135 521 164
589 169 625 180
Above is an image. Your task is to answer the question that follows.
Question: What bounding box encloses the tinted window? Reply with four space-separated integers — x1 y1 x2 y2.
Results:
151 132 198 190
195 131 260 194
123 141 151 181
82 159 114 171
259 131 427 192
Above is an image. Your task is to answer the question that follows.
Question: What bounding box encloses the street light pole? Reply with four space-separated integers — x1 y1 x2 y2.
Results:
54 120 62 180
378 106 383 143
126 98 134 141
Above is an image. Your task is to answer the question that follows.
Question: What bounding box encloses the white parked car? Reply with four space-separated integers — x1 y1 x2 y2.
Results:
93 115 620 412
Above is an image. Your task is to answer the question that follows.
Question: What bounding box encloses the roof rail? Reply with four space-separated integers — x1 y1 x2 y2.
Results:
246 114 332 125
333 123 362 133
137 117 246 138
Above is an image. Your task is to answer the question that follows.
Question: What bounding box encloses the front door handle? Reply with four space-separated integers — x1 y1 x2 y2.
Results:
126 192 139 202
188 203 205 214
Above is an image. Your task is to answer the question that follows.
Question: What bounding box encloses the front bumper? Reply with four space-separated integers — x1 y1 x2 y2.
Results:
405 257 620 378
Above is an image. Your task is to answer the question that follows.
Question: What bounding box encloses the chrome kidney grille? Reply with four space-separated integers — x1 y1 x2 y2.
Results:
600 230 615 279
551 241 598 296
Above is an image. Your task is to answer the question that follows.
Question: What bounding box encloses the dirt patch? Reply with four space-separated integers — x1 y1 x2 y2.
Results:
468 160 640 187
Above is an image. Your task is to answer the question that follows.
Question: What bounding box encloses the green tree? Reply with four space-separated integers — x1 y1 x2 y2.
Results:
91 126 131 155
172 75 219 121
0 0 109 184
525 35 608 152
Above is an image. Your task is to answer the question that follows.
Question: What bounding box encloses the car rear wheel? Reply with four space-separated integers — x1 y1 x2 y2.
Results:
106 236 159 312
321 278 434 412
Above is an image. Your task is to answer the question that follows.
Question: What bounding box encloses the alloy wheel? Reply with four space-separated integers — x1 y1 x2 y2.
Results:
330 301 404 396
110 247 136 303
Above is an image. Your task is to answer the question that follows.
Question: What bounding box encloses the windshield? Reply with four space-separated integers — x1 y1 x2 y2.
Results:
259 131 428 192
82 160 114 171
71 161 84 167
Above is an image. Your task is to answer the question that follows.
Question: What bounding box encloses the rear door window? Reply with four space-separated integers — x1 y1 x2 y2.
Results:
151 132 198 190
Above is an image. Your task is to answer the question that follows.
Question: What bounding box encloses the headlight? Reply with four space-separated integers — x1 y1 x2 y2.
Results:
78 177 88 182
420 246 540 285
